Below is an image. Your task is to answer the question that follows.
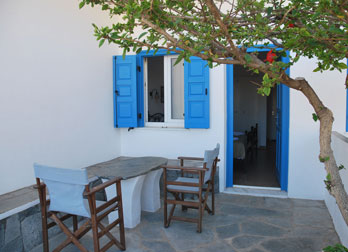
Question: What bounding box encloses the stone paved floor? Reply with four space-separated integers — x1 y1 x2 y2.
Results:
30 194 340 252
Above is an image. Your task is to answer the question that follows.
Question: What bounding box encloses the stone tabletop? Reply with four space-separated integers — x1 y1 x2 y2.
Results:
86 156 168 180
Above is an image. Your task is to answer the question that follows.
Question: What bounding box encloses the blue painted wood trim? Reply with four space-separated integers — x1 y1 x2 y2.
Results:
226 50 290 191
226 64 234 187
113 56 117 128
137 55 145 127
184 57 210 129
280 52 290 191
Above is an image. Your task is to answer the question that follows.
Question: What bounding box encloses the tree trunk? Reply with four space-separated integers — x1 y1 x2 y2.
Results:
283 77 348 226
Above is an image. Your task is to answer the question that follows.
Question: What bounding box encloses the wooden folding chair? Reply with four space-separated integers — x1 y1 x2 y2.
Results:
162 144 220 233
34 163 126 252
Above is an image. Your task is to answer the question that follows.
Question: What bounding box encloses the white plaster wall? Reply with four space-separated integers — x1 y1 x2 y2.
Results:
234 72 267 147
288 55 347 199
119 65 226 192
0 0 121 195
325 132 348 246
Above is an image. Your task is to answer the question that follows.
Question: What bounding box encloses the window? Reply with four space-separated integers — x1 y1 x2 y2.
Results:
113 51 210 129
144 55 185 127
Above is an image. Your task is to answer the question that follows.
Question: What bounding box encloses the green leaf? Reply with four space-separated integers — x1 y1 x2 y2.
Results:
263 87 271 96
266 7 273 16
312 113 318 122
319 156 330 162
326 173 331 181
323 244 348 252
313 67 321 72
79 2 85 9
337 62 347 69
122 48 127 59
138 32 147 39
99 39 105 47
174 53 184 65
244 54 252 64
338 164 345 170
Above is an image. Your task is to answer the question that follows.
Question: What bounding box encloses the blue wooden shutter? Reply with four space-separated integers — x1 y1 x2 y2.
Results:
184 57 210 128
113 55 138 128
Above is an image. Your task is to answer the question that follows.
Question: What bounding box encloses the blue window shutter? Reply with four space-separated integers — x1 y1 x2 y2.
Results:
184 57 210 128
113 55 138 128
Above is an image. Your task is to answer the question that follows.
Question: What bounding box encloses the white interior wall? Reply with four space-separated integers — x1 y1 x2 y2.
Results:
266 89 277 141
234 68 267 147
288 55 347 199
0 0 121 195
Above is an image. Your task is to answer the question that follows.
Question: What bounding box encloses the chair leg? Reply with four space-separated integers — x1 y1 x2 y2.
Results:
41 209 49 252
90 212 100 252
211 180 215 215
98 222 125 251
50 213 88 252
53 220 92 252
116 181 126 250
37 184 49 252
181 193 187 211
163 168 168 228
168 197 177 227
197 188 203 233
73 215 78 232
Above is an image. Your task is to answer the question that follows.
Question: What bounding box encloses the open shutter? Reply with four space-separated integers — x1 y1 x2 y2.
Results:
184 57 210 128
113 55 138 128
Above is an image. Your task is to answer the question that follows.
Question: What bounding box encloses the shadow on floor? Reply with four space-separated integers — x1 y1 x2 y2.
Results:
233 141 280 188
30 194 340 252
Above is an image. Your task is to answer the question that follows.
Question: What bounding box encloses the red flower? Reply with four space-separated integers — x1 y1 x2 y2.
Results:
265 50 276 64
288 23 295 28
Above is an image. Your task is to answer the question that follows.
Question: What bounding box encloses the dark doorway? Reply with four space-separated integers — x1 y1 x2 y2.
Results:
232 52 279 187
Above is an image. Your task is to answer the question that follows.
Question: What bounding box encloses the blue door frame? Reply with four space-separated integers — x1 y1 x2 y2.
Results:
226 47 290 191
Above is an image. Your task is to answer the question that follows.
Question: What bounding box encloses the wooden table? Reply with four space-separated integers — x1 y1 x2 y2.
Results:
86 156 168 228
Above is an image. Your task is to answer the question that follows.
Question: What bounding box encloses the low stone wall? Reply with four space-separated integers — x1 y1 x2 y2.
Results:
325 131 348 247
0 204 60 252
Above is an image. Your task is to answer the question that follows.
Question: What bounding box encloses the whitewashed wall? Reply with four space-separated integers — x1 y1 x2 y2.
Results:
0 0 121 195
1 0 347 200
288 56 347 199
325 132 348 246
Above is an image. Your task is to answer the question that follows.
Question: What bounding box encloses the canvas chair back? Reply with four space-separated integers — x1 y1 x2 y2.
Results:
203 143 220 183
34 163 91 218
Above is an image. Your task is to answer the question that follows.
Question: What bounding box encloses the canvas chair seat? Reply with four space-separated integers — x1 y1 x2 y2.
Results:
167 177 199 192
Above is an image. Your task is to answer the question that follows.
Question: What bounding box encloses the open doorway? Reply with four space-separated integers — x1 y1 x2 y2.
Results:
232 52 280 188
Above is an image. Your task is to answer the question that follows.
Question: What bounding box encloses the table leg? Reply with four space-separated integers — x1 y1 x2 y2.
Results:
141 169 163 212
102 175 146 228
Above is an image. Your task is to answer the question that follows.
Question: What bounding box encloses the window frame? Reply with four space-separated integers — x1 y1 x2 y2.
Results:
143 55 184 128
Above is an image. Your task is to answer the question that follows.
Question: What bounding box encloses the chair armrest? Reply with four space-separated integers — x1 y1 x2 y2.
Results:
177 156 204 161
161 165 207 172
84 176 122 196
33 182 45 189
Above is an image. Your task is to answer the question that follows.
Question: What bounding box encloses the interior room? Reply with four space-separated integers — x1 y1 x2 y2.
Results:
233 52 279 188
147 56 164 122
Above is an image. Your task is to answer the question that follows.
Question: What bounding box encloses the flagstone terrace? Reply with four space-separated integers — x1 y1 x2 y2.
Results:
22 193 339 252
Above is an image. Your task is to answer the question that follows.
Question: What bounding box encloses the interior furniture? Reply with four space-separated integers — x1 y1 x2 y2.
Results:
86 156 168 228
245 123 258 158
34 163 125 252
161 144 220 233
